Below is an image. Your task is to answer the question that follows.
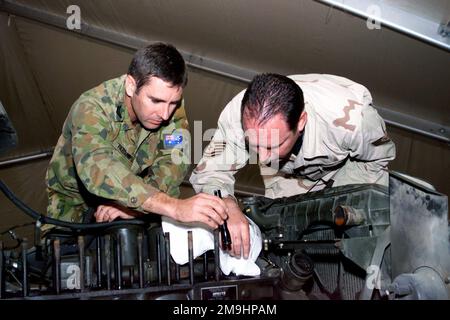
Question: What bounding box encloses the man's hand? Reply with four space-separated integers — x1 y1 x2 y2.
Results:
171 193 229 229
95 203 143 222
223 197 250 259
142 192 228 229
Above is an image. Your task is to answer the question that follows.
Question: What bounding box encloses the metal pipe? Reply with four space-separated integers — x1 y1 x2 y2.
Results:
96 237 102 288
0 241 4 299
105 235 111 291
374 106 450 144
129 267 134 287
53 239 61 294
156 234 162 284
78 236 85 292
188 231 194 285
214 230 221 282
21 238 28 297
137 233 144 288
0 150 54 167
115 235 123 290
175 263 180 282
34 221 42 261
333 205 366 226
314 0 450 52
203 252 208 281
164 232 171 286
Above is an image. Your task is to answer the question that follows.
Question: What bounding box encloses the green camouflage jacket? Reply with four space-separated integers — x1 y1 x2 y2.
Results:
46 75 190 223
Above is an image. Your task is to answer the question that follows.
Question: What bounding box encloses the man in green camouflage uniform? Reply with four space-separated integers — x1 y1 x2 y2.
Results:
46 43 227 229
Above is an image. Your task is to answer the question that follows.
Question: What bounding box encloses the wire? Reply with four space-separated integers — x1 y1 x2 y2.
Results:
0 179 146 231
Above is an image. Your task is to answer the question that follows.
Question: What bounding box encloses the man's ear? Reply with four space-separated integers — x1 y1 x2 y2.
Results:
125 75 137 97
297 111 307 133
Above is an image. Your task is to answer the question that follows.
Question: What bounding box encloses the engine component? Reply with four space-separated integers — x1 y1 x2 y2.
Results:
388 267 448 300
280 252 314 292
333 205 366 226
214 190 232 251
0 174 448 300
390 172 450 282
242 183 390 241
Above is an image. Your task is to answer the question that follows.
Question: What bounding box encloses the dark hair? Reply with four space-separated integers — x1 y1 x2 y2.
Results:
241 73 304 131
128 42 187 93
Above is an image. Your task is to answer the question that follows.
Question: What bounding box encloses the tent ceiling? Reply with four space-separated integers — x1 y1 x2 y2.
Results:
1 0 449 143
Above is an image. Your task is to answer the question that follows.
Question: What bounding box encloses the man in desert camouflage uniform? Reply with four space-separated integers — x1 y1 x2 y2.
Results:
46 43 227 230
190 73 396 259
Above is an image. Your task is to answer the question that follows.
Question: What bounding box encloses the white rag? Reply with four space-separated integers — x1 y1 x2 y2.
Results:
161 216 262 276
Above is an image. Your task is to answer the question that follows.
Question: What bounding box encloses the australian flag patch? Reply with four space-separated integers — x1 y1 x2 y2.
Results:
163 134 183 149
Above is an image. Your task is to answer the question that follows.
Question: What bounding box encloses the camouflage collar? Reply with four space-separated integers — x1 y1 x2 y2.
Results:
113 75 126 121
113 75 134 131
116 105 135 131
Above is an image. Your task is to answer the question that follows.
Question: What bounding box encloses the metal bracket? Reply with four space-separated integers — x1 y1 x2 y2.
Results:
315 0 450 51
359 226 391 300
438 22 450 38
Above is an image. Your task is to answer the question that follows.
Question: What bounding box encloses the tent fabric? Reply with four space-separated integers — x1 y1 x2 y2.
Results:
0 1 449 237
7 0 450 125
0 13 57 156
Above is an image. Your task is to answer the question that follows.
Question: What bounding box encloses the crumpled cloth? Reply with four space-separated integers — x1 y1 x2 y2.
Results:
161 216 262 276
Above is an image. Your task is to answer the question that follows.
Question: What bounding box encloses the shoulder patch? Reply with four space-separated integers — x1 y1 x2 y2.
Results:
163 134 183 149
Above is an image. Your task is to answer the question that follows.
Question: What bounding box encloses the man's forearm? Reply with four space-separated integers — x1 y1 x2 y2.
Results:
141 191 229 229
141 192 178 219
223 196 241 215
223 196 238 206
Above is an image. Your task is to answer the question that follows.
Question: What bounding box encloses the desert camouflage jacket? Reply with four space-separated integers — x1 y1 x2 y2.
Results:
46 75 190 222
190 74 396 199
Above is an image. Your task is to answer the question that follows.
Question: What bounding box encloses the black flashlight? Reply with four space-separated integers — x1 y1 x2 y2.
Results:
214 190 232 251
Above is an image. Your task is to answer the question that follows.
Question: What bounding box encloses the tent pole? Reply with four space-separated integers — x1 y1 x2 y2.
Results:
0 150 53 167
314 0 450 52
